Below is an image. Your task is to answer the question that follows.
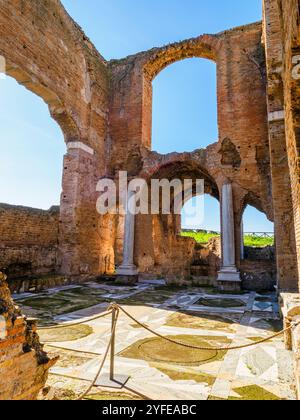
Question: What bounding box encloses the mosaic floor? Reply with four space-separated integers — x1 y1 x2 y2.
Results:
14 281 296 400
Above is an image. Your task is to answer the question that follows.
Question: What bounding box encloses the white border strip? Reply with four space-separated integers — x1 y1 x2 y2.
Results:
268 110 285 122
67 142 94 155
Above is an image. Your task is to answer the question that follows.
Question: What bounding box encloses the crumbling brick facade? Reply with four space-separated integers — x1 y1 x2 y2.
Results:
0 0 299 293
263 0 299 291
0 272 56 400
275 0 300 291
0 204 59 279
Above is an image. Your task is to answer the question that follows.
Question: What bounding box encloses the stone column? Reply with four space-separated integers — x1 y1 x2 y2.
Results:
240 220 245 261
117 189 138 282
217 183 241 291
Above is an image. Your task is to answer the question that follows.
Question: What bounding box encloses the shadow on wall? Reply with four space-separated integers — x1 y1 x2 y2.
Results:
241 246 276 292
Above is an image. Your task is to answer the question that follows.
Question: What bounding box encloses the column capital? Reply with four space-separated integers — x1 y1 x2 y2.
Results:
67 141 94 156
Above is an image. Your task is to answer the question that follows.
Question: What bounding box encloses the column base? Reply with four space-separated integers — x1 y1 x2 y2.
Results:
95 374 130 389
217 267 241 292
116 265 139 285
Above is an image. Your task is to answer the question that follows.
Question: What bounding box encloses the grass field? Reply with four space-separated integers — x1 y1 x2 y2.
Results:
243 235 274 247
181 231 274 248
181 231 219 244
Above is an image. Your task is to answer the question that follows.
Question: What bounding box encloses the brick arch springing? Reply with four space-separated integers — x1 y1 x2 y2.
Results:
145 159 220 216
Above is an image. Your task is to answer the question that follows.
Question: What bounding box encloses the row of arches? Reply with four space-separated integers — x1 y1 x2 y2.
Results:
1 60 273 229
1 58 218 210
1 56 274 281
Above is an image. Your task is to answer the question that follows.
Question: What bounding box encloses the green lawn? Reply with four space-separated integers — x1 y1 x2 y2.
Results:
243 235 274 247
181 231 220 244
181 231 274 248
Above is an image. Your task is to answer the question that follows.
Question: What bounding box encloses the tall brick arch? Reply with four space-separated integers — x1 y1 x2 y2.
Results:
140 36 219 151
0 0 109 149
105 21 277 283
108 22 273 222
1 2 300 401
132 155 221 277
143 35 218 81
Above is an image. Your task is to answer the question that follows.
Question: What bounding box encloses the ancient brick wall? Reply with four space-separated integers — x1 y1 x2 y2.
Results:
135 214 195 282
0 0 298 292
0 272 56 400
0 204 59 278
263 0 299 291
0 0 110 278
280 292 300 399
108 24 272 219
0 0 108 149
108 22 278 281
276 0 300 291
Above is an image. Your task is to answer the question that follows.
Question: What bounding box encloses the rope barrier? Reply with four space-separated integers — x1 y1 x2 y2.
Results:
37 310 113 331
39 301 300 400
76 308 120 401
44 344 101 356
110 303 300 352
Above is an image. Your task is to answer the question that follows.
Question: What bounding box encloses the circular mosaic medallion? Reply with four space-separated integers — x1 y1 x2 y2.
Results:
134 335 230 365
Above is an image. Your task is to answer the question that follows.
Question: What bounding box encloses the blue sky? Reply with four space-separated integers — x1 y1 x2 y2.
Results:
0 0 273 232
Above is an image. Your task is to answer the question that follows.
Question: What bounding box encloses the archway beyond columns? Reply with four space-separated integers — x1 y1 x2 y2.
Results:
131 160 223 283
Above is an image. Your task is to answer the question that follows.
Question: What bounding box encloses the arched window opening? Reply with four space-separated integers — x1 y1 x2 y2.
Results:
0 76 65 209
181 194 220 245
241 205 275 260
152 58 217 154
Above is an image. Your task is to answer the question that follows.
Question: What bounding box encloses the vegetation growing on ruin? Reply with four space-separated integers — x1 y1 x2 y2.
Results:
181 230 219 244
243 235 274 247
181 230 274 247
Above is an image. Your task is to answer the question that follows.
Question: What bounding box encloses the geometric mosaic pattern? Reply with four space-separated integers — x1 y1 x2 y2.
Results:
14 281 296 400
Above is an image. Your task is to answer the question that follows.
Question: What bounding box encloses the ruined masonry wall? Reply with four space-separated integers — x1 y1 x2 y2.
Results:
0 204 60 278
0 0 110 278
278 0 300 291
280 292 300 400
0 272 56 400
263 0 299 290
